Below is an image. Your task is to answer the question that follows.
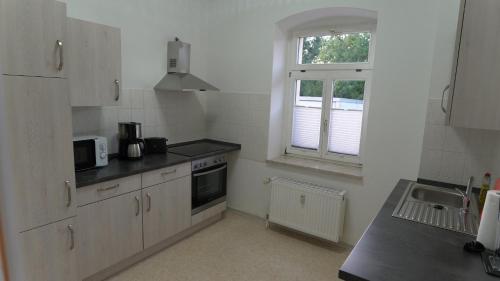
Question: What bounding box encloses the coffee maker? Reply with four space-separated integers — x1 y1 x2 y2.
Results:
118 122 144 159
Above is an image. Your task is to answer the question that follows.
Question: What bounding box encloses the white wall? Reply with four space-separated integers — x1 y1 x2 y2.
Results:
202 0 449 245
64 0 209 149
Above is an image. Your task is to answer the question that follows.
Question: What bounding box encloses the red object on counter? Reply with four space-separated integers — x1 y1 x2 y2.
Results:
495 178 500 190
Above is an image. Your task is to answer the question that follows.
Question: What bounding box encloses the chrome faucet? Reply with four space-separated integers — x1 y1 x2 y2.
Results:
456 176 474 212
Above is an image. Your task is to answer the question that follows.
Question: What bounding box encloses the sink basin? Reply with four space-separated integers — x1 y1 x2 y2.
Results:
410 186 464 209
392 182 479 236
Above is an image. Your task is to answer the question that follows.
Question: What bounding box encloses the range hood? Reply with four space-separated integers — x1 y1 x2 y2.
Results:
154 38 219 92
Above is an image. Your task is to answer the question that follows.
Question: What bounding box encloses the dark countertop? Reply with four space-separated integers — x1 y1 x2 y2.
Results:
76 139 241 188
339 179 496 281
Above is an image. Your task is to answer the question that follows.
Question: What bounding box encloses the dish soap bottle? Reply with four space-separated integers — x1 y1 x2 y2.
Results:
479 172 492 210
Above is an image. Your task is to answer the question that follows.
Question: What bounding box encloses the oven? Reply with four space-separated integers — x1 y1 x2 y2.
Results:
191 154 227 215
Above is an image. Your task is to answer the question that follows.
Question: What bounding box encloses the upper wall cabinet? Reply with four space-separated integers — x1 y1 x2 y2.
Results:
445 0 500 130
67 17 122 106
0 0 67 78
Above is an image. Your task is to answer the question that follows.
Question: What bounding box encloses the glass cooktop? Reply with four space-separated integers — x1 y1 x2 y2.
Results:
168 142 226 157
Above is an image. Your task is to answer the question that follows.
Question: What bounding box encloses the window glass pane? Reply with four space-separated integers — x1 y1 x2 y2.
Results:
292 80 323 150
328 80 365 155
298 32 371 64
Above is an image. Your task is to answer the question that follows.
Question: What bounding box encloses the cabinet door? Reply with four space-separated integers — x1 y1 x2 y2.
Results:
67 18 121 106
76 191 143 280
2 76 75 232
95 22 122 106
0 0 67 77
449 0 500 130
16 217 77 281
143 176 191 249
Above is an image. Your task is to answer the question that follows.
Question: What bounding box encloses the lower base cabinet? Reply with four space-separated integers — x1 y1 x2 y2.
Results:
76 191 143 280
143 176 191 249
16 217 77 281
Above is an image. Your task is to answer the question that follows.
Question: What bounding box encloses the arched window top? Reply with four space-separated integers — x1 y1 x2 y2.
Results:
276 7 377 32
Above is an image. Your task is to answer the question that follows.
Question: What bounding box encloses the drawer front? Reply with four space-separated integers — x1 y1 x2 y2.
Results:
76 175 141 206
141 163 191 188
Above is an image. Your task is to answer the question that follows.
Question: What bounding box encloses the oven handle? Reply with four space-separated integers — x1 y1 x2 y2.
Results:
193 165 227 177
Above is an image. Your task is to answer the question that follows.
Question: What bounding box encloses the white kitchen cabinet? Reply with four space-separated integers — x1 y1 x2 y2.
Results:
76 191 143 280
0 0 67 78
445 0 500 130
66 17 122 106
142 176 191 249
15 217 77 281
2 75 76 232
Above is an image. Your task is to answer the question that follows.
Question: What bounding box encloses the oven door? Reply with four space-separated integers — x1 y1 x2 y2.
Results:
73 139 97 172
192 163 227 215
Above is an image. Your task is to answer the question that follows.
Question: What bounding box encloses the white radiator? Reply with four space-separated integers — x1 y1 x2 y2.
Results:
268 177 346 242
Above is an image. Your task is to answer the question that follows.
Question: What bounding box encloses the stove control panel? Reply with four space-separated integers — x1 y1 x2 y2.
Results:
192 154 226 171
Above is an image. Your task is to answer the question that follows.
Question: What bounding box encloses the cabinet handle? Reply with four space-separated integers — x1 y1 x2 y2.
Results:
146 193 152 212
300 194 306 205
56 40 64 71
97 184 120 192
193 165 227 177
441 85 450 113
65 181 72 207
67 224 74 250
134 196 140 216
161 169 176 176
114 79 120 101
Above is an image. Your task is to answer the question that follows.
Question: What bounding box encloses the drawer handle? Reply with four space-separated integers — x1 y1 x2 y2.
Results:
114 79 120 101
65 180 72 207
134 196 140 216
193 165 227 177
161 170 177 176
56 40 64 71
97 184 120 192
441 85 450 113
146 193 152 212
68 224 74 250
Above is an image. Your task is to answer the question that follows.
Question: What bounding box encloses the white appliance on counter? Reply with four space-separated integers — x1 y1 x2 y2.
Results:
73 136 108 171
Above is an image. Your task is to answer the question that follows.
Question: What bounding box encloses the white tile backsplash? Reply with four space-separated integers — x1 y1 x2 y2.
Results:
419 149 442 180
72 88 207 153
442 126 468 153
422 124 445 150
419 98 500 185
73 90 270 160
438 151 466 182
205 92 270 162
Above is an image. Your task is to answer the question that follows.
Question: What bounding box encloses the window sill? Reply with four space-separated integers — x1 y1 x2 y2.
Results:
267 155 363 178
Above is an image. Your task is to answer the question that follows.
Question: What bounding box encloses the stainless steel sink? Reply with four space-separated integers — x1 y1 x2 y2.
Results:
392 182 479 236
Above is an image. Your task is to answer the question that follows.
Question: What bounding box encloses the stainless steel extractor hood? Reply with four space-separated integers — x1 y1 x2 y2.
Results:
154 38 219 92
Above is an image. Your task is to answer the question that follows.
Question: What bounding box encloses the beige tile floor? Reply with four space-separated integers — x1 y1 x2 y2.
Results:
108 210 351 281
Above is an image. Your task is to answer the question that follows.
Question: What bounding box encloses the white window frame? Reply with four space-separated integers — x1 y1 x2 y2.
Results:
283 25 376 166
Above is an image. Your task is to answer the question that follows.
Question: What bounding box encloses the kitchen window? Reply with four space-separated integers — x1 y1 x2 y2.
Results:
285 27 375 165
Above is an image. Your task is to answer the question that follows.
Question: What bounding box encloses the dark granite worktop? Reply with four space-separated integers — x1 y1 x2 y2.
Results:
76 139 241 188
339 179 496 281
